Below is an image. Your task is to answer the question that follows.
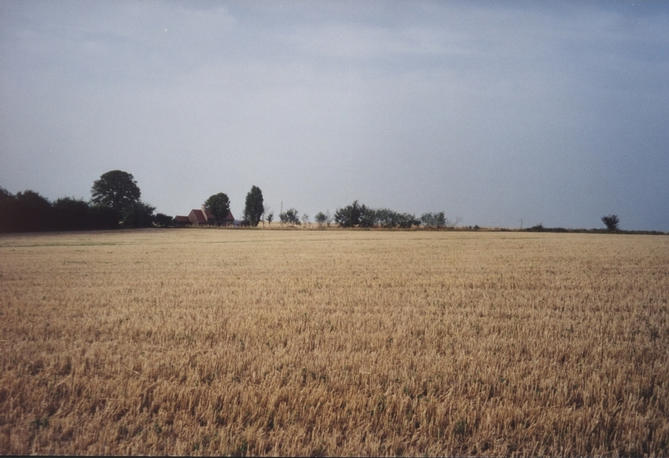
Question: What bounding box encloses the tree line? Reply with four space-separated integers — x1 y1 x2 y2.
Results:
0 170 268 233
273 201 449 229
1 168 625 233
0 171 154 233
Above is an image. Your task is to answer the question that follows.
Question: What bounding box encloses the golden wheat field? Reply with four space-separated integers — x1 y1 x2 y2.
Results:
0 228 668 456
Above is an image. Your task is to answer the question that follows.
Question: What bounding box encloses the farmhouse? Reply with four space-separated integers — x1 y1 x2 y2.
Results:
187 208 235 226
188 209 207 225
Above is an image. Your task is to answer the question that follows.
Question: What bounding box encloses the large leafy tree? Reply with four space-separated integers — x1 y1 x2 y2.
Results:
91 170 141 212
243 185 264 226
204 193 230 225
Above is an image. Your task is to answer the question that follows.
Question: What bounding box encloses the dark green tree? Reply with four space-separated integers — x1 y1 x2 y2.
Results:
91 170 141 212
335 201 420 228
398 213 420 228
89 205 120 229
334 200 364 227
52 197 91 230
358 206 377 227
122 201 155 228
374 208 396 228
14 190 52 232
421 212 447 228
279 208 300 225
244 185 264 227
601 214 619 232
315 211 328 226
0 187 17 232
204 193 230 225
154 213 174 227
0 186 12 200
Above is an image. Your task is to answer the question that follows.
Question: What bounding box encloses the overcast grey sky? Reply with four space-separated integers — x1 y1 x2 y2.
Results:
1 1 668 230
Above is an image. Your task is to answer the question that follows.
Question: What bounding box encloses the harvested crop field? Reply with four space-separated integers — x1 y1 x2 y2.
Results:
0 228 668 455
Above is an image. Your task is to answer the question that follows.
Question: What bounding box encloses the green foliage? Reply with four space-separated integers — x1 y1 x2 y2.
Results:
204 193 230 225
244 185 264 226
420 212 447 228
370 208 419 228
88 205 121 229
91 170 141 212
1 175 157 232
121 201 155 228
358 206 377 228
0 186 13 200
266 212 274 224
335 201 420 228
602 214 619 232
154 213 174 227
14 190 52 232
0 190 120 232
0 187 17 232
315 211 328 226
279 208 300 225
334 200 364 227
52 197 91 230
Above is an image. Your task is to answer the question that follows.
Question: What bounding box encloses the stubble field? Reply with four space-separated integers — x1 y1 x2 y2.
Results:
0 228 668 456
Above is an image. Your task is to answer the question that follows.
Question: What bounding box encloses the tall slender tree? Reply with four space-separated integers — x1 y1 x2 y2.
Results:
244 185 264 226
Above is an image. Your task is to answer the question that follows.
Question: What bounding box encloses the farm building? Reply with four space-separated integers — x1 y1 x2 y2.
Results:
187 208 235 226
188 209 208 225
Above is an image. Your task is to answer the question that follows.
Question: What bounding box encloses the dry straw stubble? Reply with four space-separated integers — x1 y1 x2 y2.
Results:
0 229 668 455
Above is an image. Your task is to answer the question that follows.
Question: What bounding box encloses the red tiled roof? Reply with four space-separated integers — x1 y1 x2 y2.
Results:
186 208 235 224
203 208 234 222
188 209 207 224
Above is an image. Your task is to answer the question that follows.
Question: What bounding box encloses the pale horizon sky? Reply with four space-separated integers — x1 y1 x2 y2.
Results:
1 1 668 230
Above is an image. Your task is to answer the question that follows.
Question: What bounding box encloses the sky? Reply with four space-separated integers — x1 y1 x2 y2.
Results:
1 1 668 230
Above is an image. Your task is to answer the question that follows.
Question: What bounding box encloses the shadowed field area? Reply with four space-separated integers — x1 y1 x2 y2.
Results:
1 229 668 455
